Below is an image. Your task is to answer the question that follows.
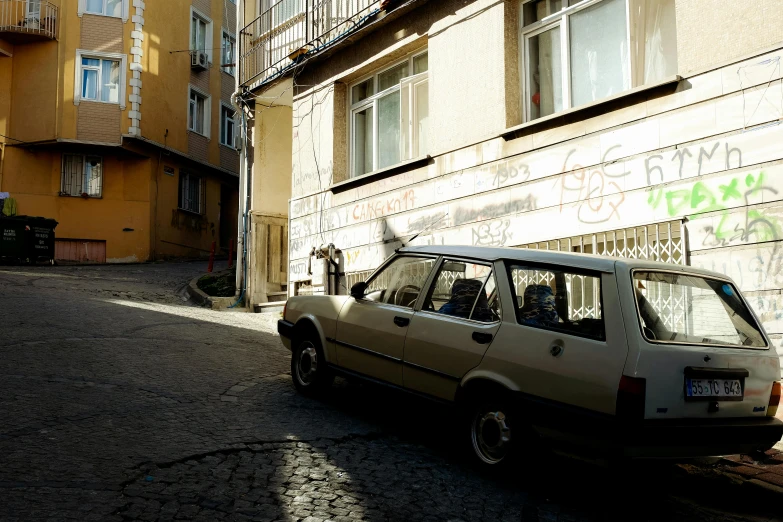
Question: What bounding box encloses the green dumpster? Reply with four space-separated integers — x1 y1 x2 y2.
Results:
0 216 58 264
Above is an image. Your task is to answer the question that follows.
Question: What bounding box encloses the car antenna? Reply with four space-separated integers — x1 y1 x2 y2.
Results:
396 212 449 252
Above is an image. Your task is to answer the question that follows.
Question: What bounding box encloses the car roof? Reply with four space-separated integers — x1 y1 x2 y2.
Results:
398 245 618 272
397 245 731 280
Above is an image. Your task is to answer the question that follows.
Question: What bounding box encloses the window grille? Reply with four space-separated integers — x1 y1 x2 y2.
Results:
518 221 686 329
178 171 205 214
61 154 103 197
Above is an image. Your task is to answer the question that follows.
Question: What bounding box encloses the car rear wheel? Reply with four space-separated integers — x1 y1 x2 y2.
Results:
468 400 515 467
291 333 333 395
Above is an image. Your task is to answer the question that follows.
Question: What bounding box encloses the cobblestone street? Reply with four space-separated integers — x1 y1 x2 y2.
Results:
0 262 780 522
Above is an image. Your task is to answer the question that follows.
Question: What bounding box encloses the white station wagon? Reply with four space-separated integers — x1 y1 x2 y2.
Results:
278 246 783 466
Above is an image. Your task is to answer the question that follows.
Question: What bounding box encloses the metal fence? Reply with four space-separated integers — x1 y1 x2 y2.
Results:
240 0 381 86
0 0 58 40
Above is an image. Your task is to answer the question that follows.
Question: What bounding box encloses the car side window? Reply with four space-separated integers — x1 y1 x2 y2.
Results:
423 260 501 323
508 264 605 340
363 256 436 308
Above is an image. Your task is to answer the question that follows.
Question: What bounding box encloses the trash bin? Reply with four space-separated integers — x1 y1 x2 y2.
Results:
0 216 58 264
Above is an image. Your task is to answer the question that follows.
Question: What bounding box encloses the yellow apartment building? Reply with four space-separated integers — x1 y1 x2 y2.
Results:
0 0 240 263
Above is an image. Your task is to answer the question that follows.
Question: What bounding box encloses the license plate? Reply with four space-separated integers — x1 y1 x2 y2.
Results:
686 378 743 400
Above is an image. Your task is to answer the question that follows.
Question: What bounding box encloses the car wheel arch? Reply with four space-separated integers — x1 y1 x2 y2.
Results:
456 375 517 406
292 317 325 349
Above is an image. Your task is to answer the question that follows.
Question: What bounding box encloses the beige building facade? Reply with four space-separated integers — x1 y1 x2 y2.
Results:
0 0 240 263
238 0 783 355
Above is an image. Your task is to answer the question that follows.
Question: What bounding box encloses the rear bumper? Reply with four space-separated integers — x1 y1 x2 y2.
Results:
620 417 783 458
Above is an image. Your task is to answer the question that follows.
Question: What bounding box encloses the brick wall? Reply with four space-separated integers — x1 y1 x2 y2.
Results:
188 132 209 163
222 0 236 31
77 101 121 143
80 14 123 53
220 145 239 172
193 0 211 16
190 69 210 94
221 74 233 105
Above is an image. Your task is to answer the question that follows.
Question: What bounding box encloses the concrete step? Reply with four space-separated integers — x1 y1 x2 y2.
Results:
267 291 288 300
253 300 286 314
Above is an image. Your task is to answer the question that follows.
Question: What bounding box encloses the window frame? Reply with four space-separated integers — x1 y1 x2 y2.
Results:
190 6 214 63
77 0 129 21
219 103 237 148
178 171 205 215
221 30 236 77
60 153 104 198
505 260 607 341
188 86 211 137
359 254 439 311
348 48 429 179
519 0 635 122
420 257 502 325
73 50 127 108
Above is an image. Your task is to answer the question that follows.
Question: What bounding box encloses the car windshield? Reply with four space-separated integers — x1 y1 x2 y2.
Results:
633 271 766 348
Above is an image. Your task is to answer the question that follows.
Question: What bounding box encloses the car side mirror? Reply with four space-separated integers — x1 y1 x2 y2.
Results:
350 281 368 299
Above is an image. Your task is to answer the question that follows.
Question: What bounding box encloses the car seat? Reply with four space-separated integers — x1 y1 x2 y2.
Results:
438 278 491 320
520 284 560 326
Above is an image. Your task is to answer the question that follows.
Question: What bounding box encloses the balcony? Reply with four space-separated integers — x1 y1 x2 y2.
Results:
0 0 58 44
240 0 381 88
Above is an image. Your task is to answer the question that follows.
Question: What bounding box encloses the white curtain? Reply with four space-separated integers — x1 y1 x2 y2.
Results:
630 0 678 86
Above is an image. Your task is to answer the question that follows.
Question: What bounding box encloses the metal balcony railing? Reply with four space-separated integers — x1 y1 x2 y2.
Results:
240 0 381 87
0 0 58 42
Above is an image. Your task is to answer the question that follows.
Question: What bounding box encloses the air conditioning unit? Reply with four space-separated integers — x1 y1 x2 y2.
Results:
190 50 208 71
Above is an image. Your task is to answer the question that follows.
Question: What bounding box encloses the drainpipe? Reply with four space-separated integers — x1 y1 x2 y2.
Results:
232 91 248 304
231 1 246 304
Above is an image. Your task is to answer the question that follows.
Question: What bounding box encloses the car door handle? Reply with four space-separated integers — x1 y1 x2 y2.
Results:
472 332 493 344
393 316 410 327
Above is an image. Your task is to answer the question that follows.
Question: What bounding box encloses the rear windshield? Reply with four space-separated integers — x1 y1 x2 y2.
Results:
633 271 766 348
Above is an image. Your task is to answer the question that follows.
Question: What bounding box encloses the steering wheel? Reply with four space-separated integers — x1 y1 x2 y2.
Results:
395 284 421 307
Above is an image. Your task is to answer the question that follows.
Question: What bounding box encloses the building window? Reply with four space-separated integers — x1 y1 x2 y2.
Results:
179 172 204 214
349 50 429 177
190 8 213 62
85 0 122 16
78 0 127 19
220 105 236 147
188 88 210 136
521 0 677 121
80 57 120 103
259 0 303 25
74 50 127 108
61 154 103 198
221 32 236 76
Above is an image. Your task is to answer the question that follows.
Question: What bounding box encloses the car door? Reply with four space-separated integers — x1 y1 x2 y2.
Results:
403 258 503 400
335 254 438 386
486 262 627 417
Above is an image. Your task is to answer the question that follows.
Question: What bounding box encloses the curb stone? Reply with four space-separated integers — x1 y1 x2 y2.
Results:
186 272 244 310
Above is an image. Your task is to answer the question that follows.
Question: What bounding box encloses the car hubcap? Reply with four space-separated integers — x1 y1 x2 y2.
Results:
472 409 511 464
297 343 318 385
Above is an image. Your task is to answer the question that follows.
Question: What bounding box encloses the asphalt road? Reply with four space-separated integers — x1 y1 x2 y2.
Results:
0 261 780 522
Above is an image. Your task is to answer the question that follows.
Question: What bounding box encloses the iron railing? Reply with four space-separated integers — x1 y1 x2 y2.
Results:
0 0 58 40
240 0 381 86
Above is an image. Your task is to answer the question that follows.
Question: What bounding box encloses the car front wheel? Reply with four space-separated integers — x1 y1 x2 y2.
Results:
291 334 333 395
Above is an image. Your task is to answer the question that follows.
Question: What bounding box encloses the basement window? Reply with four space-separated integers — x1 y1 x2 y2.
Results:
61 154 103 198
349 50 429 178
521 0 677 121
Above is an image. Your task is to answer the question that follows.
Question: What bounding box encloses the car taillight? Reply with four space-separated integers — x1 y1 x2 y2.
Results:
769 381 781 417
616 375 646 421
